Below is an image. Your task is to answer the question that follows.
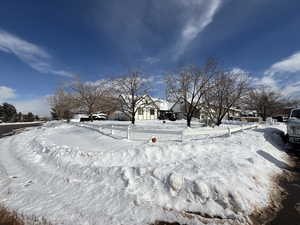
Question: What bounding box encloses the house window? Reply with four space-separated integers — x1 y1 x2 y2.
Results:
138 108 143 115
150 109 155 115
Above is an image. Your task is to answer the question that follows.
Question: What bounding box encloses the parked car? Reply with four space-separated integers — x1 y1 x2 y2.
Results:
286 108 300 145
158 111 177 121
92 113 107 120
79 113 107 122
273 115 288 122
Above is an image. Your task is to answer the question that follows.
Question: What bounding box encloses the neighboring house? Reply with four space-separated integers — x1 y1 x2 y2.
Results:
111 95 243 122
226 107 242 119
241 110 258 117
118 94 160 121
135 95 159 120
152 98 176 120
170 98 202 120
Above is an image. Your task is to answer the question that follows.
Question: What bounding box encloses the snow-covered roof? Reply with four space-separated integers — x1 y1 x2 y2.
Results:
151 98 174 111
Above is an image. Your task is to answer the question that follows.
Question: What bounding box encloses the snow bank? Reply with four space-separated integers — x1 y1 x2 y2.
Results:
0 121 290 225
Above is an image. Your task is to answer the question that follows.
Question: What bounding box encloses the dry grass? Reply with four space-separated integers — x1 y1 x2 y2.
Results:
0 206 52 225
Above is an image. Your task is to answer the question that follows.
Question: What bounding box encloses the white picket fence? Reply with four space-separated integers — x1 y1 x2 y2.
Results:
72 122 259 142
182 123 259 139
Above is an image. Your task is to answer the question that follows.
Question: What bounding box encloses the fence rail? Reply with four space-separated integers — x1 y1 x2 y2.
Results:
71 121 259 142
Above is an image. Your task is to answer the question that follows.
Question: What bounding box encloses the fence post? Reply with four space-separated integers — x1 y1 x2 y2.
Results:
227 127 231 137
111 125 114 135
127 125 131 140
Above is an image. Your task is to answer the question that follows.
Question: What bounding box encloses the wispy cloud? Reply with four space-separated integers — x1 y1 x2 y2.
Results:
174 0 222 58
0 29 76 78
265 51 300 76
265 52 300 76
0 86 16 102
254 51 300 98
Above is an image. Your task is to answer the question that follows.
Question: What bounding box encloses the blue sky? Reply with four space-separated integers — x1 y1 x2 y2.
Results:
0 0 300 116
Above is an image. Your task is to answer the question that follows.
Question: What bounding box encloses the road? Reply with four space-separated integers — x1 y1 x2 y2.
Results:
266 147 300 225
0 122 44 138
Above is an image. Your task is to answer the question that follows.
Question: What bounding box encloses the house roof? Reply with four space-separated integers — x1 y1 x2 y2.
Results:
151 98 174 111
119 94 160 109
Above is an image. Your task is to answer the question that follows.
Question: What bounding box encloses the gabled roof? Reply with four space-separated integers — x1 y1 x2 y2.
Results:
119 94 160 109
151 97 174 111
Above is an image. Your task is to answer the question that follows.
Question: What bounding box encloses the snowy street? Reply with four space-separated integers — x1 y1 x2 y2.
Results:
0 122 44 138
0 121 291 225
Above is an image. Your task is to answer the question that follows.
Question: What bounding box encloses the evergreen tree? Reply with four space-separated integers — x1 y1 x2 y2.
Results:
26 112 35 122
0 103 17 122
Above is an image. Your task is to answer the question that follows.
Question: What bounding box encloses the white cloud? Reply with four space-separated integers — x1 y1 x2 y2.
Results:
283 82 300 97
265 51 300 76
0 29 75 78
174 0 222 58
12 96 51 117
252 74 279 90
253 51 300 98
0 86 16 102
143 57 160 64
0 85 50 116
230 67 249 75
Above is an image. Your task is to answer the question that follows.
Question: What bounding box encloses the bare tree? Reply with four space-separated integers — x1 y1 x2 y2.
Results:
48 88 74 120
203 70 250 126
113 71 151 125
165 59 218 127
246 88 288 121
70 80 112 121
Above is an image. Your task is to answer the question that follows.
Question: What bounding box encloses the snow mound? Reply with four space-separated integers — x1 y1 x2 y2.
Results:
0 121 290 225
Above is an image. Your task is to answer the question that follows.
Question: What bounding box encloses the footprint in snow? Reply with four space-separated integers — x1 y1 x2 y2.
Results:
24 180 33 187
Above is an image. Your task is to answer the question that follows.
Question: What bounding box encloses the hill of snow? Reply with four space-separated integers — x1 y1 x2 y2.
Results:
0 121 290 225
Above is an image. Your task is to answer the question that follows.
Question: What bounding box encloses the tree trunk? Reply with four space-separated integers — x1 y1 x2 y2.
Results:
262 107 267 121
89 114 94 122
216 120 222 126
131 112 135 124
187 117 191 127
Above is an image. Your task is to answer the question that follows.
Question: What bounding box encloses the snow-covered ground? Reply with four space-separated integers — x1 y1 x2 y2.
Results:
0 120 290 225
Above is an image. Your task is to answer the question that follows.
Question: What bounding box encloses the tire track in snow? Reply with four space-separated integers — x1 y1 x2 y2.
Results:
0 131 131 225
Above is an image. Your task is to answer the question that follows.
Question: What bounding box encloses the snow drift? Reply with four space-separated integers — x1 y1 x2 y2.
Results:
0 121 290 225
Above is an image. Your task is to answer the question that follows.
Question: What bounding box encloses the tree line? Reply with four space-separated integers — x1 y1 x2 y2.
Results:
49 59 299 127
0 102 39 122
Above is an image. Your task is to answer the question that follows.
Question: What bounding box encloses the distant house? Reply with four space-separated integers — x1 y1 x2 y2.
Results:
152 98 176 120
112 95 243 122
169 98 202 120
117 95 160 121
135 95 159 120
226 107 242 119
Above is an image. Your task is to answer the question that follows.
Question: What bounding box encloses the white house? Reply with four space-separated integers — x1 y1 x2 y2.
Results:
135 95 159 120
117 95 160 121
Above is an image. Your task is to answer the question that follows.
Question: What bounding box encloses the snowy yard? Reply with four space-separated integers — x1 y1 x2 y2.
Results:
0 120 291 225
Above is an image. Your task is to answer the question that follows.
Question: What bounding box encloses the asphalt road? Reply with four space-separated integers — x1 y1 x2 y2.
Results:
266 148 300 225
0 122 44 138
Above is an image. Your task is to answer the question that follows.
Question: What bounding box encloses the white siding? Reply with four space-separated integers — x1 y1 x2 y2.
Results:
136 107 158 120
